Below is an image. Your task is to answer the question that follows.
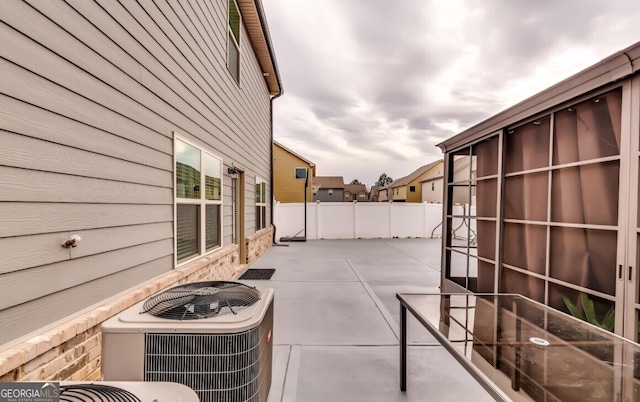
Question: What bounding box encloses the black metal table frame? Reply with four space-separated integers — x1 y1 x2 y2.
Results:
397 293 510 401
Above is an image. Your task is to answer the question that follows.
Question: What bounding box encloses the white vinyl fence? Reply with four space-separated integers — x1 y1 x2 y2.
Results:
273 201 445 240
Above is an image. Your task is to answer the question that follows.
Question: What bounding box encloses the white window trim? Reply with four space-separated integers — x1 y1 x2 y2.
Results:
294 167 308 179
256 176 267 231
174 134 223 268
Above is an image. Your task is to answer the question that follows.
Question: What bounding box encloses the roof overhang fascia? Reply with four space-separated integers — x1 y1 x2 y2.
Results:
274 141 315 167
237 0 282 96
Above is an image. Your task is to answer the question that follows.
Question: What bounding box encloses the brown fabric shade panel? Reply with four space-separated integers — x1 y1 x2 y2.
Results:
550 89 621 298
473 87 622 304
475 136 499 177
500 118 552 299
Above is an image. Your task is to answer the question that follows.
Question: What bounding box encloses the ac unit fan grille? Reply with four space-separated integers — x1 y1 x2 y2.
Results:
144 317 270 402
60 384 141 402
142 281 261 320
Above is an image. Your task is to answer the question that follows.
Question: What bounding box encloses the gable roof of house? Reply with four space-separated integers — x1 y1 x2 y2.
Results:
419 175 444 184
388 160 443 188
238 0 282 96
314 176 345 189
274 141 315 166
344 184 367 194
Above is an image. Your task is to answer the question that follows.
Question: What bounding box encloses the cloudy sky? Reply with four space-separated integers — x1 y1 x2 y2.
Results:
262 0 640 188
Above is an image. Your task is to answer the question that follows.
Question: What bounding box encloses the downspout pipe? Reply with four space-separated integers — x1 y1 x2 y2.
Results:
252 0 284 245
270 91 283 245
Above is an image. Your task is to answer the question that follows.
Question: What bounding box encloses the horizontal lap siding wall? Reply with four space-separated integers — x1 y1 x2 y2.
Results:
0 0 272 346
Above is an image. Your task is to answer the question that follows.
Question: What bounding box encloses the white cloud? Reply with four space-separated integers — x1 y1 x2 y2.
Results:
264 0 640 187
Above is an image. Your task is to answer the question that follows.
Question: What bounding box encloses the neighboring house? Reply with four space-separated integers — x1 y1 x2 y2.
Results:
344 184 369 202
369 185 381 202
273 141 316 202
0 0 281 381
313 176 345 202
387 160 444 202
377 185 390 202
450 155 477 205
437 40 640 343
420 176 444 203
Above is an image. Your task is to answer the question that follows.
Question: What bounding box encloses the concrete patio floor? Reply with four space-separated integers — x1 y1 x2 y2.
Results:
240 238 493 402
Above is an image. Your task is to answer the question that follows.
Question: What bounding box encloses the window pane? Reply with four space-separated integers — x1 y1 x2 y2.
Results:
467 256 479 292
475 179 496 218
451 151 473 183
505 116 550 173
504 172 548 221
450 184 474 212
474 135 499 177
548 283 615 333
295 168 307 179
205 204 221 251
477 260 495 293
177 204 199 261
256 206 266 230
500 267 544 303
447 249 468 289
228 34 240 83
502 223 546 274
176 140 201 199
255 179 266 204
476 220 495 261
228 0 241 43
551 161 619 226
549 227 617 296
553 88 622 165
204 154 221 201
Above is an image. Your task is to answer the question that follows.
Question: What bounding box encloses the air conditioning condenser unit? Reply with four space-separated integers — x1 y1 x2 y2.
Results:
101 281 274 402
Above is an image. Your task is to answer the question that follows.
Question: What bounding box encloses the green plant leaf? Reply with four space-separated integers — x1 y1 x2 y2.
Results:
602 308 615 332
581 293 597 324
562 295 584 321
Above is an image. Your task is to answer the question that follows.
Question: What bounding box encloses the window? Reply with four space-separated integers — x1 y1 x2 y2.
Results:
358 193 366 199
228 0 241 83
431 182 435 191
256 177 267 230
328 189 334 196
295 167 308 179
175 137 222 263
409 185 416 193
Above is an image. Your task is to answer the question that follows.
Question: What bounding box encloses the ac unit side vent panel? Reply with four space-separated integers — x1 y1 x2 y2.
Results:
144 300 273 402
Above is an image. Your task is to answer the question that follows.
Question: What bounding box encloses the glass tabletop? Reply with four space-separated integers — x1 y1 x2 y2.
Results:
397 293 640 402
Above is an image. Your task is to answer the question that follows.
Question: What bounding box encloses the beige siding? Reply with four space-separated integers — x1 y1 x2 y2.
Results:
273 145 315 203
0 0 274 346
0 204 172 238
422 179 444 203
0 256 173 346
